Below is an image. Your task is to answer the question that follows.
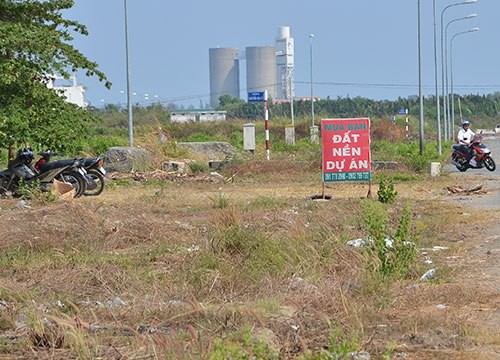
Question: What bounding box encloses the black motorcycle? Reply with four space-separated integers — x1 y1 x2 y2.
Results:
35 151 106 196
0 148 86 198
79 157 106 196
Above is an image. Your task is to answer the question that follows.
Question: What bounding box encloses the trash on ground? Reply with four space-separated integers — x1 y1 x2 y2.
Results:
420 268 436 281
446 184 489 195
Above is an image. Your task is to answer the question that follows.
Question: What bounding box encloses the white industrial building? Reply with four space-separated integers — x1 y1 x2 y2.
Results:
209 26 294 107
47 73 88 108
208 48 240 108
275 26 294 100
245 45 277 99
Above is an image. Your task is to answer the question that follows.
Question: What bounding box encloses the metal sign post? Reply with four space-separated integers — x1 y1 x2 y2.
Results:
248 91 265 102
248 90 270 160
264 90 269 160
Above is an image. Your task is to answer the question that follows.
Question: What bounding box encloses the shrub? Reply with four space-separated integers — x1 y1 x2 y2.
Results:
371 119 406 142
209 192 229 209
395 141 438 172
209 331 279 360
377 179 397 204
80 134 128 156
361 201 417 278
17 179 58 203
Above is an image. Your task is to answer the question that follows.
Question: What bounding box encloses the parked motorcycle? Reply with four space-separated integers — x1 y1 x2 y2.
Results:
35 151 106 196
0 147 86 198
78 157 106 196
451 135 496 172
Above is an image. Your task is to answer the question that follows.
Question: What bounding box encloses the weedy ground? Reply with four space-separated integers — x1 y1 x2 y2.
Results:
0 161 498 359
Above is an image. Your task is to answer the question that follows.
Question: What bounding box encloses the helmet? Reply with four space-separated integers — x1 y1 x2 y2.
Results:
462 120 470 126
16 147 34 164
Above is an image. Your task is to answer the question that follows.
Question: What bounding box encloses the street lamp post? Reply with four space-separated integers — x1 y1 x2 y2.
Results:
309 34 318 144
440 0 477 140
433 0 442 155
124 0 134 147
288 69 295 126
418 0 424 155
450 28 479 129
309 33 314 127
444 13 477 139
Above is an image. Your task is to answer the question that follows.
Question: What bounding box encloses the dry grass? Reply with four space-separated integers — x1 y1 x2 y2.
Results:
0 165 498 359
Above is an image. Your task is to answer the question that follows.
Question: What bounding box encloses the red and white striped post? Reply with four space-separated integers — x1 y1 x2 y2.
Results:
405 108 409 138
265 90 270 160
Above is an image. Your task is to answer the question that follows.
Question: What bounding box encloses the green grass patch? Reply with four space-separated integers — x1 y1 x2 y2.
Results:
361 200 417 278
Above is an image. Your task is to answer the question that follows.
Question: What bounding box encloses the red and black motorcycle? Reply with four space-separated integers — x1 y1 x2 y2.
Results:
451 135 496 172
0 148 86 198
35 150 106 196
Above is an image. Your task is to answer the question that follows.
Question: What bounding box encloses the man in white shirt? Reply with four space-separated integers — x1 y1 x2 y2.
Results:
457 120 476 165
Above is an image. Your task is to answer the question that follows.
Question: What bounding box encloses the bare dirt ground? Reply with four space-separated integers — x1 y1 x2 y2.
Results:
0 141 499 359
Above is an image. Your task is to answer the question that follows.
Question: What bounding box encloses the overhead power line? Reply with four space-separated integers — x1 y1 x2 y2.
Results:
98 80 500 107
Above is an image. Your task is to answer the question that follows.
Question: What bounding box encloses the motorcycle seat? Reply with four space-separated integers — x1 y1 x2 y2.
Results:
452 145 462 151
39 159 76 172
79 158 99 168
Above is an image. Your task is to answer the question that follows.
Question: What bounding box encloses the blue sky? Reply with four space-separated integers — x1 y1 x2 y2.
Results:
64 0 498 108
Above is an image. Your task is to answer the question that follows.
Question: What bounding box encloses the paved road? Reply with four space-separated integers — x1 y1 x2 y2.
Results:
445 136 500 344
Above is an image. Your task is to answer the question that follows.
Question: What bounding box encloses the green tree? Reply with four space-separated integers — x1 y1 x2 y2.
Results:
0 0 110 154
217 94 245 108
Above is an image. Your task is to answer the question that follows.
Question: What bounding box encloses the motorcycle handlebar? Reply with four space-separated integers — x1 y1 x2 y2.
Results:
39 150 61 157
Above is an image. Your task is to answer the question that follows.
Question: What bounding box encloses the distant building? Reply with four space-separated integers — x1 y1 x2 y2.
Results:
171 110 227 123
275 26 294 100
209 48 240 108
47 74 88 108
209 25 295 107
246 45 277 99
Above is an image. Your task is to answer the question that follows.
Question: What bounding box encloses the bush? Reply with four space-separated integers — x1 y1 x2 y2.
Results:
79 135 128 156
17 179 57 203
395 141 438 172
377 179 397 204
361 201 417 278
371 119 406 142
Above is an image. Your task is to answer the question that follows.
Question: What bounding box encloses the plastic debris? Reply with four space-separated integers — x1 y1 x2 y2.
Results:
346 238 368 248
106 296 126 307
346 237 401 249
186 245 200 253
16 200 27 208
420 268 436 281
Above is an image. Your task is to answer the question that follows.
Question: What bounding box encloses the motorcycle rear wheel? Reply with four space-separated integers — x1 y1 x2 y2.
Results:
456 158 468 172
84 170 105 196
484 157 496 171
58 171 86 198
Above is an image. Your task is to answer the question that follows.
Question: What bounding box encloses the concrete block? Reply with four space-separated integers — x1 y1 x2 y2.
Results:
429 162 441 177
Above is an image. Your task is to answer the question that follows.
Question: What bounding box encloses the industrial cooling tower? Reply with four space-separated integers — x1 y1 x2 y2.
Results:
245 46 276 99
209 47 240 107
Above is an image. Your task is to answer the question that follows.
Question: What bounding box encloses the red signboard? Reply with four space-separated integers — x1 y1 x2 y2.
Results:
321 118 371 182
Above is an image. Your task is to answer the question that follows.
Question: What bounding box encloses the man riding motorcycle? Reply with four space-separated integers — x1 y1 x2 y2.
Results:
457 120 476 166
